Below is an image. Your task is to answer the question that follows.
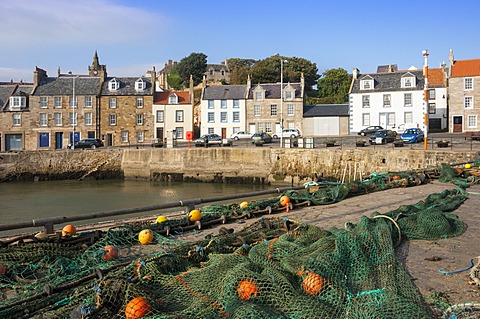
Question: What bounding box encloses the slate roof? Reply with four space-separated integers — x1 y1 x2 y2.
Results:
351 70 424 93
33 76 101 96
247 83 303 99
451 59 480 77
207 64 229 72
100 77 153 96
0 84 16 108
154 91 191 104
1 84 34 111
202 85 247 100
303 104 349 117
376 64 398 73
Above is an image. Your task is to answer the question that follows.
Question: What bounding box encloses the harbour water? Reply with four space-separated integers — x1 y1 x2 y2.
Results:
0 179 270 236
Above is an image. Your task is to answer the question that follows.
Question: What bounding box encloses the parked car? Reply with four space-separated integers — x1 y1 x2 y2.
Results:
390 123 420 134
71 138 104 149
400 128 424 143
194 134 223 147
251 132 273 144
271 128 302 139
230 131 252 140
358 126 383 136
368 130 397 144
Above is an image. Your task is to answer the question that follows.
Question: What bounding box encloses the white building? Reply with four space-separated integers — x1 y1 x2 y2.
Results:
153 90 193 141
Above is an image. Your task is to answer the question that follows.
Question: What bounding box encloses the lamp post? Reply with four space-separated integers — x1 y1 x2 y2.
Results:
280 59 287 148
422 50 429 150
72 75 79 149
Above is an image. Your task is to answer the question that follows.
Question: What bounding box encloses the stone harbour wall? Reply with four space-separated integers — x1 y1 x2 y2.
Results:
1 148 478 184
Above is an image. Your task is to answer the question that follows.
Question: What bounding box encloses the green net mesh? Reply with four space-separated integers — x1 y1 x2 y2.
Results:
0 168 475 318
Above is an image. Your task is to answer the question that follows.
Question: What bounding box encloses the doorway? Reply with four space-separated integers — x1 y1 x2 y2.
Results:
453 116 463 132
55 132 63 149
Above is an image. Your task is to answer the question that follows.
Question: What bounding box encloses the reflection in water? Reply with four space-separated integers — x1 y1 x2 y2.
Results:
0 180 269 229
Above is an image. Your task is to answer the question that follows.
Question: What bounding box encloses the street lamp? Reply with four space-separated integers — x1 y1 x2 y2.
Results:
280 59 287 148
72 75 79 149
422 50 429 150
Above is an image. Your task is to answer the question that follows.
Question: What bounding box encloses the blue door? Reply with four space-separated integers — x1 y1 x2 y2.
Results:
55 132 63 149
39 133 50 148
69 132 80 145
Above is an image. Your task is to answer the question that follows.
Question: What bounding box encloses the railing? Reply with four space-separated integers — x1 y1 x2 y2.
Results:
0 185 305 235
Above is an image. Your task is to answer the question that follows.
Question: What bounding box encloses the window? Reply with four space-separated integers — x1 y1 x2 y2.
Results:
287 104 294 116
176 110 184 122
208 127 214 134
465 96 473 109
54 96 62 108
284 90 293 100
362 95 370 108
401 76 416 88
233 127 240 134
109 98 116 108
270 104 277 116
69 96 77 108
254 105 261 116
220 112 227 123
255 91 263 101
121 131 129 143
40 97 48 108
404 112 413 124
265 122 272 133
109 114 116 125
136 114 144 125
169 94 178 104
40 113 47 126
233 111 240 122
85 112 92 125
10 96 26 110
109 78 119 91
208 100 214 109
69 112 77 125
360 79 373 90
135 78 145 91
13 114 21 126
221 100 227 108
258 122 263 132
137 131 144 142
404 93 412 106
287 121 295 129
468 115 477 128
156 110 164 123
54 113 62 126
233 99 239 108
428 90 436 100
428 103 436 114
136 98 143 108
465 78 473 90
208 112 214 123
85 96 92 108
362 113 370 126
388 113 395 126
175 127 183 139
383 94 391 107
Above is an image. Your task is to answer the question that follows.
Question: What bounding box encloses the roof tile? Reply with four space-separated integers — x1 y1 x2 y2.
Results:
451 59 480 77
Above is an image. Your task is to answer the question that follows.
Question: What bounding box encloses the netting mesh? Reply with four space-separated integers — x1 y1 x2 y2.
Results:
0 167 475 318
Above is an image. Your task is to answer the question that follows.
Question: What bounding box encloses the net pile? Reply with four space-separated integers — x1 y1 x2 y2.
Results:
0 168 473 318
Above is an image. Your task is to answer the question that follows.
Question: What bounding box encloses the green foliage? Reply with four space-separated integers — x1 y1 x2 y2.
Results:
317 68 352 103
226 58 255 84
167 66 183 90
176 52 208 86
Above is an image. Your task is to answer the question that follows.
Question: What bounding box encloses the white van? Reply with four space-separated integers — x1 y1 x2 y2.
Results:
390 123 420 134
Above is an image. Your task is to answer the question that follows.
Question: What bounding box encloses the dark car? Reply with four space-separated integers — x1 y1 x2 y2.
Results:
400 128 425 143
71 138 104 149
358 126 384 136
251 132 273 144
195 134 223 147
368 130 397 145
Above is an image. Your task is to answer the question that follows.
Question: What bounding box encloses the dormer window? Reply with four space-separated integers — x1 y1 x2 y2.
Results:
254 86 265 101
9 96 26 111
283 84 295 100
135 78 145 91
360 76 374 90
169 93 178 104
401 73 416 88
109 78 119 91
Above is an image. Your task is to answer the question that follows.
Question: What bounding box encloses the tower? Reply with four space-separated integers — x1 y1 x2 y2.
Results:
88 50 107 80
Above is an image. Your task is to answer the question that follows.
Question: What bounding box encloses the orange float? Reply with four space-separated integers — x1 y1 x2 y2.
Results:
125 297 152 319
302 273 326 296
103 245 118 261
237 279 259 301
279 195 290 207
61 225 76 237
138 229 154 245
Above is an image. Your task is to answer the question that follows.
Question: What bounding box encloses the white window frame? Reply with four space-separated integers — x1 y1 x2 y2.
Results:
136 97 143 108
404 93 412 107
401 76 416 88
208 112 214 123
208 100 214 109
85 96 93 108
383 94 391 108
265 122 272 133
233 99 239 108
54 96 62 108
137 131 144 142
54 112 62 126
233 111 240 122
254 105 261 116
109 78 119 91
270 104 277 116
362 113 370 126
39 113 48 126
85 112 92 126
176 110 184 122
156 110 164 123
121 131 129 143
69 96 77 108
404 112 413 124
468 115 477 128
169 94 178 104
220 112 227 123
135 78 145 91
40 97 48 108
285 90 293 100
221 100 227 108
360 79 373 90
136 114 144 125
13 113 21 126
109 98 116 108
428 103 436 114
465 78 474 90
255 91 263 101
10 96 26 110
362 95 370 108
109 114 116 125
465 96 474 109
69 112 77 125
287 104 294 116
175 127 183 139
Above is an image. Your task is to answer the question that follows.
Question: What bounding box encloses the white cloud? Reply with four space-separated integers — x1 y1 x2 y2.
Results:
0 0 167 47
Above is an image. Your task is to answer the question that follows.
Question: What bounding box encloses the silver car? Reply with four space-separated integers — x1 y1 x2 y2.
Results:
194 134 223 147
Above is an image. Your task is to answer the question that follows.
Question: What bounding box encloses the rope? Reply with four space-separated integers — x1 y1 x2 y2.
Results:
371 214 402 244
438 258 474 275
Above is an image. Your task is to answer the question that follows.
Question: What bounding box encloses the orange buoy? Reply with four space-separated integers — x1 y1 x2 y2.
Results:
279 195 290 207
138 229 154 245
61 224 76 237
103 245 118 261
125 297 152 319
189 209 202 222
237 280 259 301
302 273 326 296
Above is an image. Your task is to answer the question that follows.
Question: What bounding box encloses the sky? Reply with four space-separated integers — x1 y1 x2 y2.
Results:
1 0 480 83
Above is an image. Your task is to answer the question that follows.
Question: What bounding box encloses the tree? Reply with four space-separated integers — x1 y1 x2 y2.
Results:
176 52 207 86
167 66 183 90
226 58 256 84
316 68 351 103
